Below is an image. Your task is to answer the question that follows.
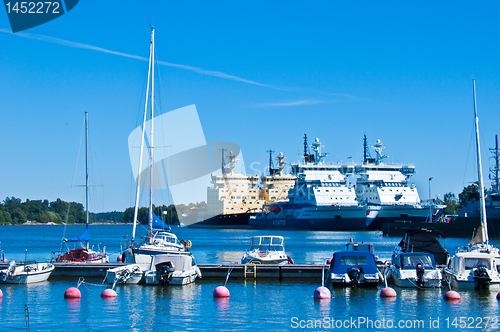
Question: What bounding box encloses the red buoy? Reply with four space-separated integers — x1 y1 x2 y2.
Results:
213 286 230 298
444 291 460 301
101 289 117 298
314 286 331 300
0 288 3 298
380 287 397 298
64 287 81 299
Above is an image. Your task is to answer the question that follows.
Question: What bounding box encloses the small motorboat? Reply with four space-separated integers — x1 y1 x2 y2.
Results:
390 252 442 288
241 236 293 265
144 253 202 285
106 264 144 286
0 260 54 284
388 229 448 288
327 251 381 287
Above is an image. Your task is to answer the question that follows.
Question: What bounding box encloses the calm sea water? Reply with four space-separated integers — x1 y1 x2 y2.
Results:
1 225 500 331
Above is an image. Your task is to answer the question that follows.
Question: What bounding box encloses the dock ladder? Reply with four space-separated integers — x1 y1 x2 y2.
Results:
244 264 257 279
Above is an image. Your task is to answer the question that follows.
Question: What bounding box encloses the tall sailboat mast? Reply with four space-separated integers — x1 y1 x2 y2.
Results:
473 78 489 245
132 26 154 242
148 26 155 238
85 111 89 249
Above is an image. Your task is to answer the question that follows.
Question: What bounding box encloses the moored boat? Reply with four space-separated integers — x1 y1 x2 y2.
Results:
144 253 201 285
241 236 293 265
106 264 144 286
443 79 500 290
327 250 381 287
390 252 442 288
122 27 201 286
0 260 54 284
52 112 108 264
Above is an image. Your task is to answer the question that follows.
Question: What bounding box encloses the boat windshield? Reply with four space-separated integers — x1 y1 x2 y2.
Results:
401 254 434 269
340 255 368 266
250 236 284 251
251 244 284 252
463 258 491 270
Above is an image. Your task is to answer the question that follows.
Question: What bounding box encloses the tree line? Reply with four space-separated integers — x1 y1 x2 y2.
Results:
0 196 206 226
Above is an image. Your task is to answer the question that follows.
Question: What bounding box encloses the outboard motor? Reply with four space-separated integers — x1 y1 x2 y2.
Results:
0 260 16 282
347 267 361 287
155 261 175 285
416 263 425 288
474 265 491 290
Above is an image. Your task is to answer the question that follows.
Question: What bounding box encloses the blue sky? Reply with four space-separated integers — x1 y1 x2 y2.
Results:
1 1 500 212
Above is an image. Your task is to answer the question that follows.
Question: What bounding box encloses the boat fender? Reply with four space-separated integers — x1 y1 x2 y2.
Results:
287 256 294 264
121 252 126 263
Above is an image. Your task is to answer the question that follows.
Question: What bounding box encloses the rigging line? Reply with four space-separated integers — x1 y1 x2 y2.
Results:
462 121 475 190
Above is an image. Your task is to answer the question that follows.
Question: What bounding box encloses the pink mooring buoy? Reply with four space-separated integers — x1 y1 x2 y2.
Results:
444 291 460 301
213 286 230 298
116 255 122 262
380 287 397 298
314 286 331 299
0 288 3 298
101 289 117 298
64 287 81 299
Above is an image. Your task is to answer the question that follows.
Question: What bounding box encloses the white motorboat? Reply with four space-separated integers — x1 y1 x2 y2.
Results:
241 236 293 265
443 79 500 290
390 252 442 288
0 260 54 284
106 264 144 286
144 254 201 285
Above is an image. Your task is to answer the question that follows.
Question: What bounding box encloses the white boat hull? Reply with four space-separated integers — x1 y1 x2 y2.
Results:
389 265 442 288
0 262 54 284
106 264 143 285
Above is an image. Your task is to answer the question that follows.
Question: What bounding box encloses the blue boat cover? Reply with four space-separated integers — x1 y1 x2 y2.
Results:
64 223 90 242
330 251 378 274
152 212 171 231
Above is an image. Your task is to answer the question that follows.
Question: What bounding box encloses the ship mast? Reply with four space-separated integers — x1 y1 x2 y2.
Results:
473 78 489 245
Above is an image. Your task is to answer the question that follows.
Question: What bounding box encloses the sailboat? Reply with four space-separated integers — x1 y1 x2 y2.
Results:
117 27 200 285
443 79 500 290
52 112 109 264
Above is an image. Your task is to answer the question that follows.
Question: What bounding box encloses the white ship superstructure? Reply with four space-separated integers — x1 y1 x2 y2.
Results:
205 151 262 217
251 136 380 231
355 137 443 229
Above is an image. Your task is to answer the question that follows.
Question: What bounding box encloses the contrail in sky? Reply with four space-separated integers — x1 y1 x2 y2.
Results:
0 29 278 89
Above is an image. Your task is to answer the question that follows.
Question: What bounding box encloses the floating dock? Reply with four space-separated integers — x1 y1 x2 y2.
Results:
0 263 327 280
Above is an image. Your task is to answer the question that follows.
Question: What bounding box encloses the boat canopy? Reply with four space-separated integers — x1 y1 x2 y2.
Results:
330 251 378 274
152 212 171 231
250 236 284 251
64 224 90 243
398 229 449 265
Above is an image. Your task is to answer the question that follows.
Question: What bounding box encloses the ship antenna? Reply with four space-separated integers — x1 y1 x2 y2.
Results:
303 134 308 159
267 148 275 175
363 134 368 164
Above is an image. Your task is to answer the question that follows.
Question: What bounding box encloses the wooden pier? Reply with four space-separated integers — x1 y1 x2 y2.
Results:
0 263 327 280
